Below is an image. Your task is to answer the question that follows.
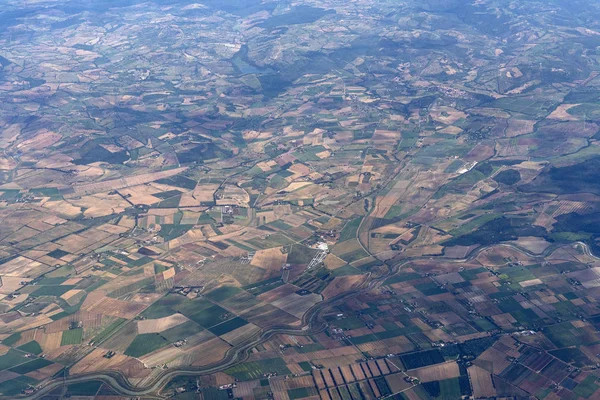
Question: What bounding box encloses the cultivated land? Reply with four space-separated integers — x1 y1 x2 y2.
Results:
1 0 600 399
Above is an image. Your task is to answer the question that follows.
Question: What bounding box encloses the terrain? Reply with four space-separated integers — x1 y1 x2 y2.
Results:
1 0 600 399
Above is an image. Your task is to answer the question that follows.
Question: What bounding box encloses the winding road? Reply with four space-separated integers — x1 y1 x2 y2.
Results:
15 239 593 400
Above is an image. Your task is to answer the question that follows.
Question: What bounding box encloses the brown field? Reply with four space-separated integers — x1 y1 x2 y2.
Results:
232 381 261 398
82 295 146 319
6 314 54 333
350 363 366 381
376 359 391 375
322 370 335 387
356 336 415 355
372 129 400 143
137 314 189 334
547 103 580 121
0 256 47 277
366 360 381 377
269 375 292 400
330 367 345 384
54 229 113 254
99 322 137 353
321 276 365 300
468 365 496 398
370 377 381 397
69 167 187 196
25 363 64 381
257 284 299 303
464 143 494 162
411 361 460 383
251 247 287 272
140 346 184 367
71 347 148 378
323 254 348 270
38 331 65 352
331 239 364 258
69 193 131 218
189 337 232 367
386 372 413 393
220 323 261 346
0 276 32 294
119 184 165 205
339 365 355 383
16 130 62 151
179 183 219 207
285 375 315 390
216 184 250 207
60 289 84 302
241 305 299 329
429 107 467 125
271 292 322 319
313 370 327 389
282 347 358 365
476 347 512 374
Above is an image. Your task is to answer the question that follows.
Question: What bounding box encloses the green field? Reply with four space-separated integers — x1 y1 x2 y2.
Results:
142 295 186 319
0 376 38 396
124 334 168 357
31 285 75 297
0 349 27 370
224 357 291 381
338 246 369 263
2 333 21 347
288 387 318 399
205 286 243 302
209 317 249 336
92 319 126 344
65 381 103 396
186 304 231 327
287 244 319 265
9 358 53 374
17 341 43 355
61 328 83 346
246 233 295 249
161 321 204 342
339 217 362 242
573 375 600 398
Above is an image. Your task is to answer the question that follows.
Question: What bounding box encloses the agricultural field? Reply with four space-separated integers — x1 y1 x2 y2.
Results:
1 0 600 398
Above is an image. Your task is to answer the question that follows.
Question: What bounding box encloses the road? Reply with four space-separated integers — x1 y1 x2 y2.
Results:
16 238 594 400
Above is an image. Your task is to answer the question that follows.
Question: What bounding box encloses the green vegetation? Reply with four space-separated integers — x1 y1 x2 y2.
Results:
205 286 243 302
288 387 318 399
2 333 21 347
31 285 75 297
573 375 600 398
224 358 291 380
337 246 369 263
287 244 319 265
494 169 521 185
61 328 83 345
17 341 43 355
0 375 38 396
157 224 194 241
0 349 27 370
142 295 186 319
124 334 168 357
161 321 203 342
400 349 445 369
208 317 249 336
339 217 362 241
66 381 103 396
526 156 600 195
92 319 126 344
445 216 546 247
9 358 53 374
